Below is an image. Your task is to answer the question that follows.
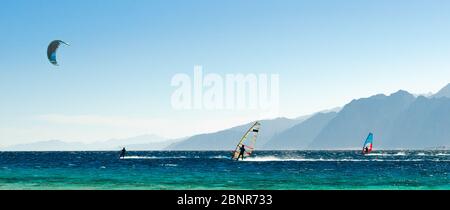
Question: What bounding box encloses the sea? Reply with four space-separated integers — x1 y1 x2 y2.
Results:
0 150 449 190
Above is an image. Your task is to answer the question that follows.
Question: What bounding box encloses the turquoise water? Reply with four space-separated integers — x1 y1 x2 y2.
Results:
0 151 449 190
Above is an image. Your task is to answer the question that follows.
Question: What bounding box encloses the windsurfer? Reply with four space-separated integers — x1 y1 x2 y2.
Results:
362 133 373 155
363 147 369 154
237 145 246 160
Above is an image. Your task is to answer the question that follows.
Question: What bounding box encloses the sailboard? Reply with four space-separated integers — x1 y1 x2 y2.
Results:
362 132 373 155
231 121 261 160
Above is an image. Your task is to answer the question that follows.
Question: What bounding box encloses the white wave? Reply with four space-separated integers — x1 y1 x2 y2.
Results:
161 164 178 167
365 152 407 156
431 159 450 162
241 156 427 162
365 153 391 156
242 156 368 162
122 156 157 159
209 155 230 159
412 152 450 157
372 159 424 162
242 156 308 162
122 156 187 159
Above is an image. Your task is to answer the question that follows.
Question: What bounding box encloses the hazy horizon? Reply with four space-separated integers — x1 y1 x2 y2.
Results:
1 85 448 150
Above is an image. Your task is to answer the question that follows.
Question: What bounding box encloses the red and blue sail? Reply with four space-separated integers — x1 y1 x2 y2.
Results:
362 133 373 154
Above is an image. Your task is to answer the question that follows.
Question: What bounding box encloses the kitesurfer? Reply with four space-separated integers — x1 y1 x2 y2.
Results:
120 147 126 159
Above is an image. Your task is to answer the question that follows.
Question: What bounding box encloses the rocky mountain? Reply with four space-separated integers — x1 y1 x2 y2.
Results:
165 117 305 150
263 112 337 150
433 83 450 98
309 90 417 149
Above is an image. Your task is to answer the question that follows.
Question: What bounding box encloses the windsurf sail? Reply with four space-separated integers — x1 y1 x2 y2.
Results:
362 133 373 154
231 121 261 160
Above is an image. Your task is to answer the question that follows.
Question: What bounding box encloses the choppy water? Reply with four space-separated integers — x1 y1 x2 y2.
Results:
1 151 449 189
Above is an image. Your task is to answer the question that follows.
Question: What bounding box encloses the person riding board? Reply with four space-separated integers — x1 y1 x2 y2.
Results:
236 145 246 160
363 146 369 154
120 147 126 159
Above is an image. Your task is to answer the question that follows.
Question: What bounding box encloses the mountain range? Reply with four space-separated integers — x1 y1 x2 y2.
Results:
2 84 450 151
166 84 450 150
165 117 306 150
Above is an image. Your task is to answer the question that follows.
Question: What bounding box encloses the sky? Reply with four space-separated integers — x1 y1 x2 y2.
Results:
1 0 450 146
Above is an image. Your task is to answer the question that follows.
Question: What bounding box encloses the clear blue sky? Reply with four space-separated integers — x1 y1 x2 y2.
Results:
1 0 450 145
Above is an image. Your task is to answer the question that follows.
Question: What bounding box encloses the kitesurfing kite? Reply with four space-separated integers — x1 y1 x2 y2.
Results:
47 40 69 66
362 132 374 155
231 121 261 161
